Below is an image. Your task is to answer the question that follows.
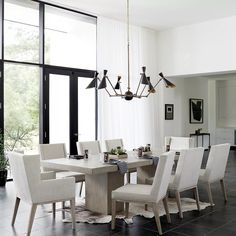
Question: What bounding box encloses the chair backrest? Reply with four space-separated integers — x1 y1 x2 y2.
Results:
204 143 230 182
8 152 41 204
150 151 175 202
105 139 123 152
38 143 66 171
165 136 194 151
77 141 101 155
39 143 67 160
172 147 204 191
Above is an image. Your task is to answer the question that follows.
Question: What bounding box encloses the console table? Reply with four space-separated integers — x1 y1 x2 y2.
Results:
190 133 210 149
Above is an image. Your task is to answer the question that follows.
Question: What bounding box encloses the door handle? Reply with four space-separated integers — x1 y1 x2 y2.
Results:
74 133 78 136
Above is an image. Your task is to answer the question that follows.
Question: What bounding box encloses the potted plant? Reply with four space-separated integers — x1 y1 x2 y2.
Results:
0 131 9 187
109 146 127 159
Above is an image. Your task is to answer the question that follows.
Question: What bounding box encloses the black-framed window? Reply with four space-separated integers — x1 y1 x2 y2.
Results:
45 5 96 69
4 0 40 63
0 0 97 158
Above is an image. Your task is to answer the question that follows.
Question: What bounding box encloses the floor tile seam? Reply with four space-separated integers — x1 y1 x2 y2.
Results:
153 209 218 233
170 230 192 236
205 218 236 235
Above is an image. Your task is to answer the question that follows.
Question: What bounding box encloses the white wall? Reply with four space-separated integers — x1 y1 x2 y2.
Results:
156 16 236 147
156 16 236 76
216 79 236 128
161 77 209 147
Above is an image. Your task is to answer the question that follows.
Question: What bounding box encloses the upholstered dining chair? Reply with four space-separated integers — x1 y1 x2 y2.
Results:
198 143 230 206
105 138 124 152
165 136 195 162
77 140 101 155
146 147 204 218
8 152 76 236
111 151 175 235
39 143 85 197
168 147 204 218
165 136 195 152
105 138 135 183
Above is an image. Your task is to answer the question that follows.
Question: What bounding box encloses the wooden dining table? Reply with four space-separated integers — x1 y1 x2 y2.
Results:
41 151 159 214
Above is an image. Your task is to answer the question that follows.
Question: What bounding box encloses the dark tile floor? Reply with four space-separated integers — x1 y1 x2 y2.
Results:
1 150 236 235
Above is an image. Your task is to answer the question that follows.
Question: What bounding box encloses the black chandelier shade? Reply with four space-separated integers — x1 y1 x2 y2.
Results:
147 77 156 93
159 72 176 88
86 71 99 89
98 70 108 89
140 66 149 85
114 76 121 90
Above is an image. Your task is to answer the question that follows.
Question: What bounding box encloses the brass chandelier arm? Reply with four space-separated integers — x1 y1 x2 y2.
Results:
134 76 142 96
139 84 147 97
106 77 119 95
145 78 162 97
127 0 131 91
153 78 163 89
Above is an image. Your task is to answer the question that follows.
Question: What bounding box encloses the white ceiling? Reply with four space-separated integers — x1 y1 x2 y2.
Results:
43 0 236 30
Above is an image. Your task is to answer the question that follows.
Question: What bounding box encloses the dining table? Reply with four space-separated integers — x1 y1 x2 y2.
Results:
41 151 160 214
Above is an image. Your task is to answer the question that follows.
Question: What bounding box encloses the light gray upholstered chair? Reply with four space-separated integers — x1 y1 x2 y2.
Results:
198 143 230 206
111 151 175 235
77 140 101 155
105 138 135 183
105 138 124 152
165 136 195 151
167 147 204 218
165 136 195 161
39 143 85 197
8 153 76 236
146 147 204 218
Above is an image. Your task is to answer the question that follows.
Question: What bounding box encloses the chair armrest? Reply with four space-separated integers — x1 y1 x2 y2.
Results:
35 177 76 203
40 171 56 180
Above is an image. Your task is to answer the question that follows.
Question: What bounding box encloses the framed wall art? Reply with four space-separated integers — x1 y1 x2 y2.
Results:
189 98 203 123
165 104 174 120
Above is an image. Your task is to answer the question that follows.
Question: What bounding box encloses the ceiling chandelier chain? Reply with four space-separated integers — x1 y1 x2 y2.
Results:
86 0 176 100
127 0 131 91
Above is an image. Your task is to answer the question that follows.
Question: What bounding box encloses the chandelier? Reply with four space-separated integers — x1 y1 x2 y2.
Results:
86 0 176 100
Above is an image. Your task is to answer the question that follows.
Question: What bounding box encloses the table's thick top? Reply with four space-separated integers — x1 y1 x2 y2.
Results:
41 152 157 175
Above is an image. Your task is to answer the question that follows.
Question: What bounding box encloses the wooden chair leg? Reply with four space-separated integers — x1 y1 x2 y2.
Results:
62 201 65 219
11 197 20 226
52 203 56 219
70 199 76 230
125 202 129 218
152 203 162 235
206 183 214 206
220 179 227 202
27 204 37 236
145 204 148 211
79 181 83 197
162 196 171 223
193 187 200 211
175 191 183 218
111 199 116 230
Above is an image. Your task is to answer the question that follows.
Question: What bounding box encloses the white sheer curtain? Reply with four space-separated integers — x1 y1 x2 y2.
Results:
97 17 163 151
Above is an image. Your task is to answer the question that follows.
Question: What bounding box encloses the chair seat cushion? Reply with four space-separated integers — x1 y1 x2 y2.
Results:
56 171 85 183
112 184 152 202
